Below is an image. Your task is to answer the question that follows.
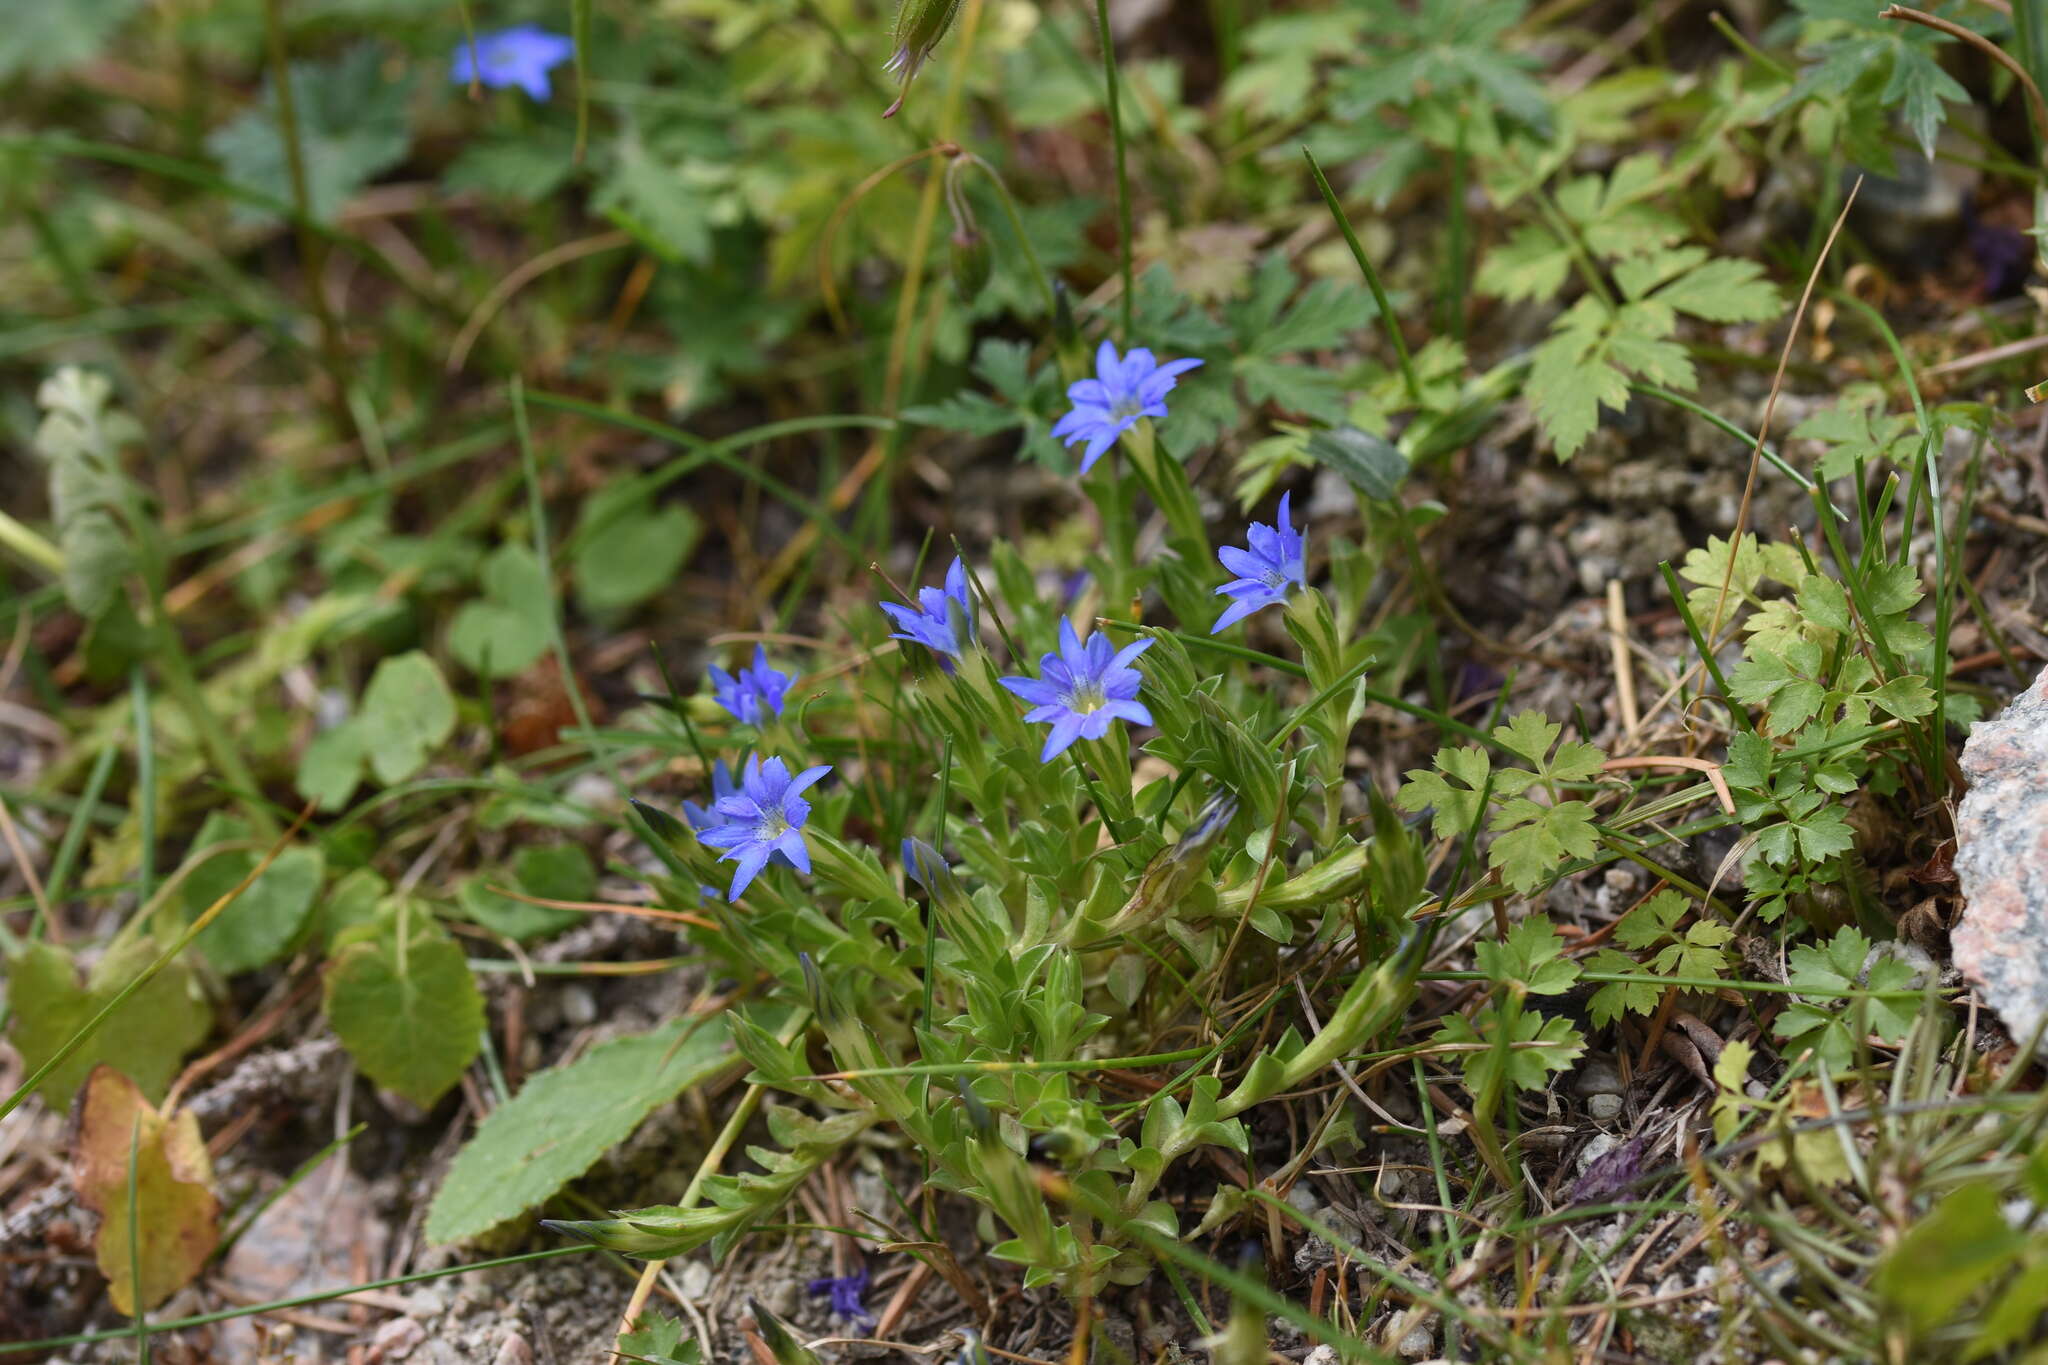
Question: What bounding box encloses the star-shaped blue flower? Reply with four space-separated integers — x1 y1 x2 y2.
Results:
998 619 1155 763
695 755 831 900
880 557 977 662
1050 340 1204 474
1211 491 1307 633
451 25 575 101
708 645 793 726
681 760 798 874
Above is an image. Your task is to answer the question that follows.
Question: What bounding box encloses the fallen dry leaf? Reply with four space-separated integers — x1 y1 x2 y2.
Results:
70 1065 220 1314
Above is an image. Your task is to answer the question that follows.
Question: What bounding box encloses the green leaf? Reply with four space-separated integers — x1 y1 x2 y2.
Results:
573 487 700 614
1869 675 1935 720
424 1013 741 1244
0 0 142 81
1612 889 1688 950
1474 224 1572 304
458 844 595 943
443 127 578 203
1305 425 1408 501
450 544 553 677
1395 745 1491 839
358 651 457 785
1585 949 1664 1026
593 122 726 266
207 46 414 223
1651 919 1734 983
616 1312 703 1365
179 818 325 975
1651 256 1781 322
1491 710 1560 767
1475 917 1580 995
1434 1007 1585 1095
324 903 483 1108
1875 1182 2022 1331
1488 798 1599 894
1525 299 1632 459
6 937 211 1107
297 723 369 812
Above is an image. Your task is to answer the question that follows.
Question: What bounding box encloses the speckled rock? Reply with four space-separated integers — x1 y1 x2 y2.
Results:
1952 667 2048 1053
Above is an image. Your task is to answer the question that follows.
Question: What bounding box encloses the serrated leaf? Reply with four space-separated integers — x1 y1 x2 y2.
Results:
7 937 211 1107
0 0 142 81
70 1066 219 1315
1613 889 1688 950
1526 302 1632 459
207 46 414 223
325 903 482 1108
1652 256 1782 322
1395 744 1491 839
425 1013 741 1243
617 1312 703 1365
1585 949 1663 1026
1475 917 1580 995
1489 798 1600 894
1492 710 1561 766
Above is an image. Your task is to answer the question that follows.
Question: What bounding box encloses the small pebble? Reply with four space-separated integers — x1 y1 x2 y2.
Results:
1576 1133 1620 1174
369 1317 425 1362
492 1334 533 1365
1398 1325 1435 1359
1571 1058 1624 1098
1588 1094 1624 1122
560 984 598 1027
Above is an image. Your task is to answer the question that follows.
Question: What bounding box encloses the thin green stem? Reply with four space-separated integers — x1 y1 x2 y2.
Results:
1091 0 1136 340
1303 145 1421 406
259 0 356 443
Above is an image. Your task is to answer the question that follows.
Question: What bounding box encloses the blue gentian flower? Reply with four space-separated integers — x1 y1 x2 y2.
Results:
807 1265 875 1333
709 646 793 726
450 26 575 101
683 760 796 873
998 619 1155 763
1211 491 1307 633
695 755 831 900
881 557 977 662
1050 340 1204 473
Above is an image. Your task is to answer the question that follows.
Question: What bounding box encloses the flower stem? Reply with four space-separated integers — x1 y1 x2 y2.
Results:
1091 0 1136 341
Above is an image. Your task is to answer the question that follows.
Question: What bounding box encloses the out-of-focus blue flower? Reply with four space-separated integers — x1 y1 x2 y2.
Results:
450 25 575 101
696 755 831 900
998 619 1154 763
1211 491 1307 633
1049 340 1204 473
807 1265 875 1333
709 645 793 726
881 557 977 662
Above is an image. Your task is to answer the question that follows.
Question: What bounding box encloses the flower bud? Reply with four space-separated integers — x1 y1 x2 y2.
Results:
1052 279 1078 348
881 0 963 118
949 227 991 303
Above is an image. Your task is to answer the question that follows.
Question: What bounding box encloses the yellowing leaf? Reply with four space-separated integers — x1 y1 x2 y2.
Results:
8 937 212 1107
70 1066 219 1315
